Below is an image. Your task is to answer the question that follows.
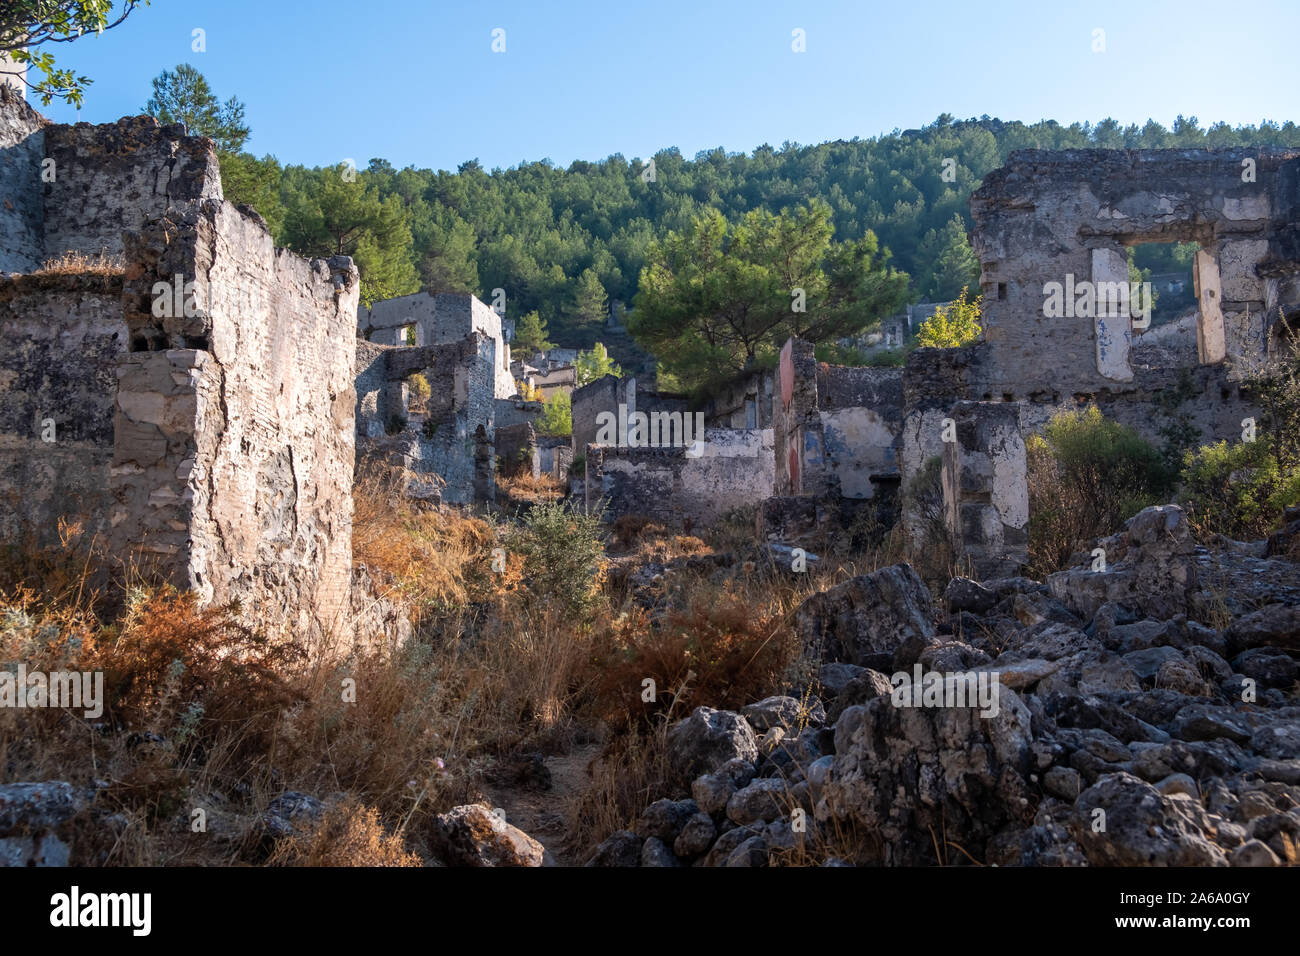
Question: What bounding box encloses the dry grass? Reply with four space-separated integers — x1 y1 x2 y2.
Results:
496 470 567 502
0 459 905 866
351 466 512 619
34 251 125 276
267 800 422 867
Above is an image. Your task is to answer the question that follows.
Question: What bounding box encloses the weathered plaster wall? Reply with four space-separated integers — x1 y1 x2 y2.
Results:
816 365 903 500
942 401 1028 578
115 200 360 643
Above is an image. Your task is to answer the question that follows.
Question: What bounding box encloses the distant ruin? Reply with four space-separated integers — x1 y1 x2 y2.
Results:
907 147 1300 575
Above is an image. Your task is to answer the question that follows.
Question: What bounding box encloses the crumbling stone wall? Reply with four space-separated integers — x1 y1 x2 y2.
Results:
773 338 825 496
941 401 1028 578
357 291 514 399
353 332 496 505
115 200 360 642
903 147 1300 575
570 374 691 457
0 274 125 547
0 93 369 645
585 429 774 525
816 365 903 500
43 117 221 263
971 147 1300 390
0 86 46 272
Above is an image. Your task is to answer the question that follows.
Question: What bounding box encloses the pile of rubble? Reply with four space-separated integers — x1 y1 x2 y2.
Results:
588 505 1299 866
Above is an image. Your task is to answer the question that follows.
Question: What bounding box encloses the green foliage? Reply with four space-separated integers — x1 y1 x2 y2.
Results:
507 499 605 618
916 287 982 348
916 214 979 301
2 1 147 106
407 372 431 403
1178 331 1300 539
279 163 419 307
513 311 554 355
144 64 248 153
218 151 285 235
630 200 908 391
571 268 608 328
575 343 621 386
1027 407 1176 574
536 391 572 438
1180 439 1300 540
142 64 287 235
147 111 1299 361
814 342 910 367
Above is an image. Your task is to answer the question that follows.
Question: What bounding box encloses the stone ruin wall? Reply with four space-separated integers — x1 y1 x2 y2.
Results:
903 147 1300 576
358 291 515 400
0 92 366 645
585 428 775 526
0 274 125 548
354 333 496 505
116 201 360 641
971 148 1300 392
816 364 903 502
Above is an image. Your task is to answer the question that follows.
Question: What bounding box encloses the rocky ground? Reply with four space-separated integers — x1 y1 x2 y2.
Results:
584 504 1300 866
4 503 1296 867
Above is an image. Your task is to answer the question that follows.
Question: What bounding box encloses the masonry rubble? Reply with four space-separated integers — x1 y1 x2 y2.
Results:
587 504 1300 867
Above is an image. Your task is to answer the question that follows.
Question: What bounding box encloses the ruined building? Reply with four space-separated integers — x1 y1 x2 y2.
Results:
0 88 367 644
906 147 1300 576
576 339 905 526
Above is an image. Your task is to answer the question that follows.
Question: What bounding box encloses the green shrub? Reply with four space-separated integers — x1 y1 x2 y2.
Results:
916 287 981 348
1180 439 1300 540
537 392 572 438
1027 406 1175 574
1179 326 1300 540
507 499 606 619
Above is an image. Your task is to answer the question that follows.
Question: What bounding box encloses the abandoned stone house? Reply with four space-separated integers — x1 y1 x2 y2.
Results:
907 147 1300 577
0 88 372 644
576 339 906 526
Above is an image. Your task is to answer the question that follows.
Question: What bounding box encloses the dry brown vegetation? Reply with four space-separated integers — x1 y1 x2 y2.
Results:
34 251 126 276
0 465 896 866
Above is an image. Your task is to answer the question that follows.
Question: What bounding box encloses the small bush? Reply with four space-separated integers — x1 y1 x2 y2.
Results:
507 499 606 619
1180 439 1300 540
268 800 422 867
536 391 572 438
1027 406 1175 574
916 287 981 348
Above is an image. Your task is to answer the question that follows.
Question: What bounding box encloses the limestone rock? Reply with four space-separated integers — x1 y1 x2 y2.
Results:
795 563 936 671
430 804 550 867
1071 772 1227 866
668 707 758 780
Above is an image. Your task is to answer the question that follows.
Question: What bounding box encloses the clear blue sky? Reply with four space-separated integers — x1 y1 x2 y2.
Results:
32 0 1300 172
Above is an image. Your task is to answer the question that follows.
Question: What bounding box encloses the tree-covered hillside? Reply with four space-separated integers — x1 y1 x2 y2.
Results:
222 111 1300 348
